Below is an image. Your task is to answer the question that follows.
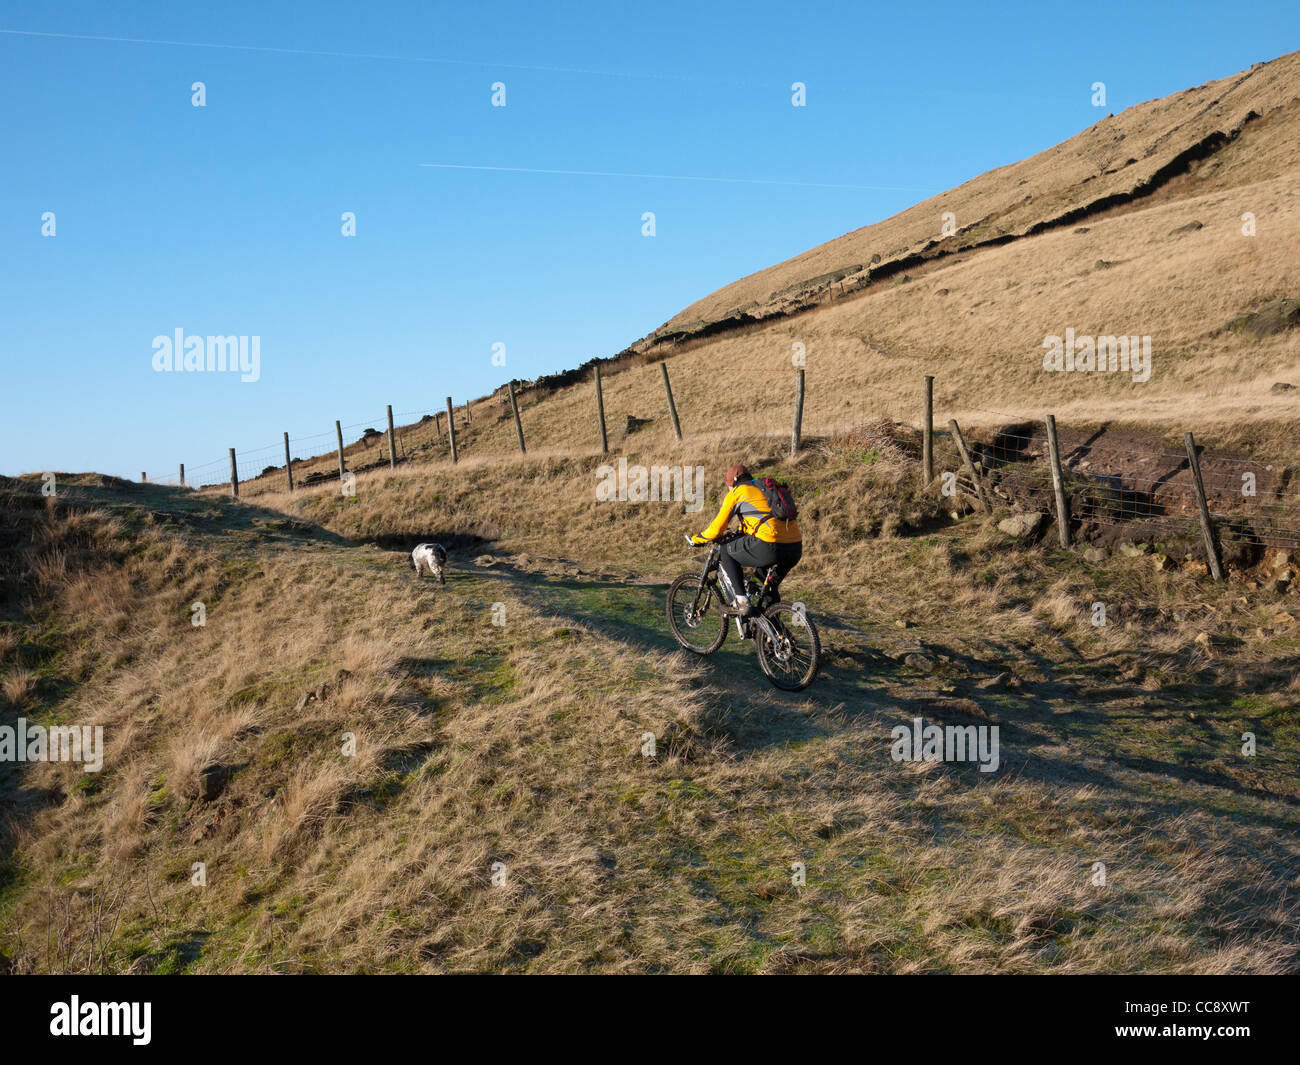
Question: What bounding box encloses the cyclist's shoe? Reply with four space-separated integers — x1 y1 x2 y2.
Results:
723 596 755 618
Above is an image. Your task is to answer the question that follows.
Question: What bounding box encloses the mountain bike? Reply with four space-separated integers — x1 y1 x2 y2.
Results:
665 532 821 691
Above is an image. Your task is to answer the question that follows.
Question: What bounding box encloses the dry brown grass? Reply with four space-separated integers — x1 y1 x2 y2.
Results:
3 440 1298 973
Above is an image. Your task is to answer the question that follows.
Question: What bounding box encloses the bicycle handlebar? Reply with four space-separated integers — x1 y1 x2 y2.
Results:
684 531 742 549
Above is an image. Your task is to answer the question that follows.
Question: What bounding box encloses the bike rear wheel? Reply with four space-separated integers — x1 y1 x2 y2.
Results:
666 572 728 654
754 602 821 690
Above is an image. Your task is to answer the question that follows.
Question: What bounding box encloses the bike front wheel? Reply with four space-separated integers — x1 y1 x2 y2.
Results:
666 572 728 654
754 602 821 691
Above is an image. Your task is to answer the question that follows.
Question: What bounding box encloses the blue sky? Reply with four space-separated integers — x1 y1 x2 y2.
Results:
2 1 1294 481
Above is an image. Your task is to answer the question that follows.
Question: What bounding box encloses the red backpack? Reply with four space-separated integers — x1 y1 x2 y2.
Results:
749 477 798 522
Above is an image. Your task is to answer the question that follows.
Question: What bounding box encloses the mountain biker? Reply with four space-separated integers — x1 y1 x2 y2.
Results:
689 463 802 618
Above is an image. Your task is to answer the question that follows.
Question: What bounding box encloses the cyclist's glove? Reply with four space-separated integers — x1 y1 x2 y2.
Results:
689 534 709 545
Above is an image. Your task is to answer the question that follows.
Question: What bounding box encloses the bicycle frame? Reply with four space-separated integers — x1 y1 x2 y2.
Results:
690 537 783 644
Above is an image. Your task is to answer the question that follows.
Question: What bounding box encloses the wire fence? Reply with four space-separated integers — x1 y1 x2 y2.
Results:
145 405 454 490
127 371 1300 564
957 405 1300 554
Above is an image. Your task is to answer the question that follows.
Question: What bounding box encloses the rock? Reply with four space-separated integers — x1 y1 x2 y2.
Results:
1227 299 1300 341
473 555 499 567
1271 550 1292 568
903 652 936 673
1153 553 1177 572
1168 220 1203 235
294 668 354 711
1194 632 1213 654
196 762 229 802
894 619 914 629
1083 547 1108 563
975 671 1013 690
1271 611 1296 627
998 512 1047 539
1270 382 1296 394
1119 542 1151 557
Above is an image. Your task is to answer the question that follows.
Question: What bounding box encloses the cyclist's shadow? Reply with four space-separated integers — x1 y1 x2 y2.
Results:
463 558 840 752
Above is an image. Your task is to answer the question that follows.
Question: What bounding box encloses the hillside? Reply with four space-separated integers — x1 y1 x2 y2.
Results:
633 50 1300 390
464 49 1300 455
3 440 1300 973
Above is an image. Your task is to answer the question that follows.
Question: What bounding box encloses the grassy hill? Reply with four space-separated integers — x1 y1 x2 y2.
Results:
619 49 1300 447
3 440 1299 972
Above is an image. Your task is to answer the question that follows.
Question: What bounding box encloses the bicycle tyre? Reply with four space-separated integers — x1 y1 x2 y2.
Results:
754 601 821 690
666 572 728 654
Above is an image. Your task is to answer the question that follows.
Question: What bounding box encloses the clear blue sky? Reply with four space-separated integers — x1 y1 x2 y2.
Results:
2 1 1294 481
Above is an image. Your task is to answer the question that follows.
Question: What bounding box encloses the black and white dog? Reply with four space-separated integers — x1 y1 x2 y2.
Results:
410 543 447 585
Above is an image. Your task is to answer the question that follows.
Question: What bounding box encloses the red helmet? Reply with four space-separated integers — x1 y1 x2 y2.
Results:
724 463 751 488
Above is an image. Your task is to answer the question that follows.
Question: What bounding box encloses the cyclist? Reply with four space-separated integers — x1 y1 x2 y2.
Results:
689 463 802 618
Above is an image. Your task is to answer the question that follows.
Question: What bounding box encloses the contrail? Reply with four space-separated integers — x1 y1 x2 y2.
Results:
419 163 936 194
0 27 692 81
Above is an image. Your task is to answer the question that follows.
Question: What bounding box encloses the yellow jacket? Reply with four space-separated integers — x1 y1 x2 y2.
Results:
695 482 802 544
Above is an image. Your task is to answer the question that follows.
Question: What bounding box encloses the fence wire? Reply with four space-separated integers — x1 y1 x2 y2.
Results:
958 407 1300 552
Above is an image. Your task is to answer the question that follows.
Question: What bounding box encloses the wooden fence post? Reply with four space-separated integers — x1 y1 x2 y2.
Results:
433 411 442 441
507 381 526 454
229 448 239 499
1045 415 1070 547
386 404 397 469
141 472 147 483
446 397 458 463
179 463 185 489
465 400 471 425
335 420 346 482
594 364 609 454
283 432 294 493
791 369 805 458
923 376 934 484
949 419 991 513
660 363 683 441
1185 432 1225 581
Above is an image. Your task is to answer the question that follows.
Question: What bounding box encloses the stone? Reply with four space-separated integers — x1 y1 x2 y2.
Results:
1227 299 1300 341
1153 553 1177 572
1119 542 1150 557
1083 547 1108 563
903 652 936 673
998 512 1048 538
196 762 229 802
1271 611 1296 627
